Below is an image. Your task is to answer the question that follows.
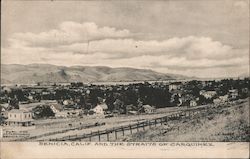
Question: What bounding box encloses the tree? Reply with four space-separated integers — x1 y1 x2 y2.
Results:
80 95 86 108
9 97 19 109
105 93 115 110
172 94 180 106
32 105 55 119
113 99 125 114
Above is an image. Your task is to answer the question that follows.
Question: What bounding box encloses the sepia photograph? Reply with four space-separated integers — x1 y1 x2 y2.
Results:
0 0 249 158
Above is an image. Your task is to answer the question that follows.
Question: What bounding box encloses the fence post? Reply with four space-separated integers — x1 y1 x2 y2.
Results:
107 130 110 141
115 130 117 140
149 121 151 128
155 119 157 127
129 125 132 134
137 123 139 132
82 134 85 141
143 122 145 130
89 131 92 142
160 118 163 125
122 126 125 136
98 130 101 142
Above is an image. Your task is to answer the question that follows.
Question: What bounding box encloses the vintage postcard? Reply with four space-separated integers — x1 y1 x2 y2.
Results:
0 0 249 158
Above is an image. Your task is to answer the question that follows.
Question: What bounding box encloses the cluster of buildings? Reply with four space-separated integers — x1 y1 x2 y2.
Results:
0 78 248 127
167 80 247 107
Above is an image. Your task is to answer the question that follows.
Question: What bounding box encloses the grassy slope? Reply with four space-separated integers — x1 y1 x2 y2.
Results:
1 64 184 84
120 99 250 142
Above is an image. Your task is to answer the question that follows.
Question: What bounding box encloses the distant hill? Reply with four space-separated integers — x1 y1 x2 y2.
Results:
1 64 189 84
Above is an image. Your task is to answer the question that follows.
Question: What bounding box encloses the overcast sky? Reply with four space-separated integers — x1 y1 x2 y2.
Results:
1 0 249 78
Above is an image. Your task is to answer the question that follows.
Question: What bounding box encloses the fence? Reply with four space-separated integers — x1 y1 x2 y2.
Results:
11 121 105 141
46 107 210 142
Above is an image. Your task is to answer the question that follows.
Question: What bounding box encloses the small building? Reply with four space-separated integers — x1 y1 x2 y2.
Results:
169 82 182 92
42 100 57 104
219 95 228 102
66 109 82 117
0 105 6 113
200 90 216 99
128 111 137 115
125 104 137 114
50 103 63 114
141 105 156 114
241 88 248 93
28 95 34 100
0 106 8 123
55 111 68 118
2 87 12 93
213 94 228 105
63 100 74 106
229 89 238 99
6 109 33 126
92 103 108 115
55 109 82 118
189 100 197 107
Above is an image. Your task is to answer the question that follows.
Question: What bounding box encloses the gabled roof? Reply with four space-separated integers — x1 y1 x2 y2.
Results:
95 103 108 110
142 105 155 110
8 109 31 114
50 103 63 111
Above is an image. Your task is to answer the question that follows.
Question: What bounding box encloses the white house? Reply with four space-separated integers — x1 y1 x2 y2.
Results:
50 103 63 114
63 100 74 106
189 100 197 107
55 111 68 118
0 106 7 118
229 89 238 99
6 109 33 126
169 82 182 92
28 95 34 100
213 95 229 105
141 105 156 114
219 95 229 102
200 90 217 99
92 103 108 115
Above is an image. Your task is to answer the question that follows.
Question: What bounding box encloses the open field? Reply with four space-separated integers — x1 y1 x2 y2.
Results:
1 103 210 141
119 99 249 142
1 105 182 141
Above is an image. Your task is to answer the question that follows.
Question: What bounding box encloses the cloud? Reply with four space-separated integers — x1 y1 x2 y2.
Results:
234 1 248 8
9 21 131 47
54 36 245 61
2 21 249 78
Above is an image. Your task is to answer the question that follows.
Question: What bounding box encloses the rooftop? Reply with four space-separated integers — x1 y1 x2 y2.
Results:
8 109 31 114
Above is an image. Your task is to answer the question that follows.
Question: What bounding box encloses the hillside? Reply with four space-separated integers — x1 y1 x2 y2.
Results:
119 99 249 142
1 64 188 84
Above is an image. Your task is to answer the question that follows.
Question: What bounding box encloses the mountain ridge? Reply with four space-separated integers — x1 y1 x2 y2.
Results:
1 64 189 84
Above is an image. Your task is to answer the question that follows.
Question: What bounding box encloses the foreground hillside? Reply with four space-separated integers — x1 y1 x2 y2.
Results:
1 64 187 84
120 99 250 142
